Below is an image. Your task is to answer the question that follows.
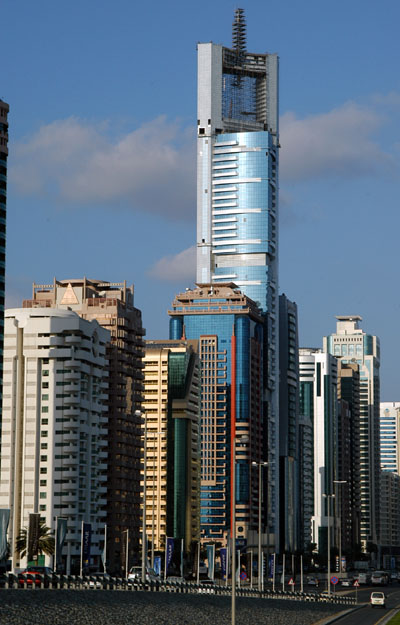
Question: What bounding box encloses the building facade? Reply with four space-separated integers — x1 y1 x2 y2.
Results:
23 278 145 573
0 100 9 423
278 294 299 553
196 6 280 550
324 316 380 549
299 348 338 553
337 362 361 553
0 308 108 572
380 402 400 474
143 340 201 555
169 283 265 548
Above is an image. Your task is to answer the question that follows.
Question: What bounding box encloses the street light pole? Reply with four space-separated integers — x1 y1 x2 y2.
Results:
333 480 347 573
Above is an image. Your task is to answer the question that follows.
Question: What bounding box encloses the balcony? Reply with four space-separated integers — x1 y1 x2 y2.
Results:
64 395 80 405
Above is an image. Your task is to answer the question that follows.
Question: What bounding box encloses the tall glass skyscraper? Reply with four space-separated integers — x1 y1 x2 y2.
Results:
169 284 264 546
196 8 280 545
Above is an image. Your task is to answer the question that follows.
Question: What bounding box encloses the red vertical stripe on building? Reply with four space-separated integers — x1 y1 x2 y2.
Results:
231 327 236 534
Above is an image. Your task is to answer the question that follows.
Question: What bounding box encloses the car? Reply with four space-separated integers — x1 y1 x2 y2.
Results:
307 576 319 587
341 577 353 587
357 572 371 585
370 591 386 608
18 566 54 588
127 566 160 583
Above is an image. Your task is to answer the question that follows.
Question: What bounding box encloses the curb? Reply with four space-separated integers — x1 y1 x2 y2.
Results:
312 603 365 625
377 607 400 625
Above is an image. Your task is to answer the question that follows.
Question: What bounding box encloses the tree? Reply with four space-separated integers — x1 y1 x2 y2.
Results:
16 520 55 558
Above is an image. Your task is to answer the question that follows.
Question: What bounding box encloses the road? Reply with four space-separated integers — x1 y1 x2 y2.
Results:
327 584 400 624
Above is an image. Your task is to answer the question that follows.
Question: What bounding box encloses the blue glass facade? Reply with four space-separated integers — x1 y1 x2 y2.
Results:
169 285 263 543
212 131 277 313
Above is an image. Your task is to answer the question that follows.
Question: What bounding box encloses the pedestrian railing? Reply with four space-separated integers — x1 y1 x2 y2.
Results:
0 573 356 605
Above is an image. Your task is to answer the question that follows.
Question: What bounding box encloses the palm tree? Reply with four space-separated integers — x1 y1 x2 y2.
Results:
16 520 55 558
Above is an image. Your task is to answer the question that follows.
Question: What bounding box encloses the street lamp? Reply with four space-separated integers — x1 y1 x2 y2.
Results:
322 493 335 596
333 480 347 573
252 461 268 591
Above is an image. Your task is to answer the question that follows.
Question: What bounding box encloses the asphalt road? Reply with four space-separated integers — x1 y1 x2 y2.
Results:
325 585 400 625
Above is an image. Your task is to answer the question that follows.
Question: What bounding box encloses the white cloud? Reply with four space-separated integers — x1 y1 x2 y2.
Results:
280 101 395 181
147 246 196 282
10 116 196 221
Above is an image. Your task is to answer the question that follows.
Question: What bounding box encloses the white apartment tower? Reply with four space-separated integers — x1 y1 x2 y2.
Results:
324 316 380 548
380 402 400 474
0 308 109 572
299 348 338 552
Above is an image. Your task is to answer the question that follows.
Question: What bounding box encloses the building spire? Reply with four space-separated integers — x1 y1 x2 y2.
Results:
232 8 246 56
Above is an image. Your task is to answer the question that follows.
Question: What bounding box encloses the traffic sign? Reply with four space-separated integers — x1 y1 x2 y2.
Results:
240 571 247 581
330 576 339 585
354 580 359 587
288 578 294 585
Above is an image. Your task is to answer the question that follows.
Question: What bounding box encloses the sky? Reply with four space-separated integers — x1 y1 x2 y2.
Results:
2 0 400 399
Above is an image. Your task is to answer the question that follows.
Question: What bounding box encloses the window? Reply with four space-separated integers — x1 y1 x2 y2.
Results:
40 468 47 474
42 394 49 401
42 382 49 389
39 505 46 511
41 443 48 450
40 455 47 462
42 406 49 413
40 480 47 486
41 419 48 425
40 492 46 499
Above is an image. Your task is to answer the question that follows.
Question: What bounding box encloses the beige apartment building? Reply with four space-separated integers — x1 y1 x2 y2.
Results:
23 278 145 574
143 340 201 558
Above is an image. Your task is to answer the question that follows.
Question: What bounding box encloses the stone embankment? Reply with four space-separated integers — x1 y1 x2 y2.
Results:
0 589 348 625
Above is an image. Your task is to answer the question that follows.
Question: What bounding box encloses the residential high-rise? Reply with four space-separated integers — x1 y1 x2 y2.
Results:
337 362 361 553
324 316 381 549
278 294 299 553
196 6 280 549
0 100 9 422
299 348 338 553
380 402 400 474
23 278 145 573
143 340 201 554
379 402 400 560
0 308 109 572
169 283 265 547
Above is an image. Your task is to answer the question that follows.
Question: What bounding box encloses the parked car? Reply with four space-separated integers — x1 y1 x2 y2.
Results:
341 577 354 587
127 566 160 583
370 591 386 608
357 572 371 585
371 571 389 586
18 566 54 588
307 576 319 587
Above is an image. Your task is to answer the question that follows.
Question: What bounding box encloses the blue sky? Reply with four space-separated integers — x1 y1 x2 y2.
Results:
3 0 400 399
